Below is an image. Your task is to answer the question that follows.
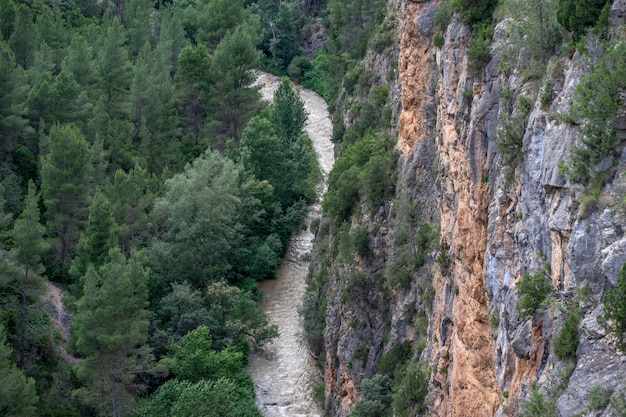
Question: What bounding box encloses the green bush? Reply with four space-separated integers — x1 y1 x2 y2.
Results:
496 94 532 185
588 385 612 410
450 0 498 26
567 43 626 184
378 341 412 377
556 0 609 40
599 263 626 347
391 365 429 417
516 269 552 318
519 383 557 417
554 307 582 360
467 23 493 77
348 374 393 417
610 388 626 417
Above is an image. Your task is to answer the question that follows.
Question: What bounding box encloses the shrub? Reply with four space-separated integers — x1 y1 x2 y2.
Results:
378 341 412 377
348 374 393 417
556 0 609 40
391 365 429 417
588 385 612 410
567 43 626 184
598 264 626 347
516 268 552 318
450 0 498 26
496 94 532 185
610 388 626 417
519 383 557 417
554 307 582 359
467 23 493 77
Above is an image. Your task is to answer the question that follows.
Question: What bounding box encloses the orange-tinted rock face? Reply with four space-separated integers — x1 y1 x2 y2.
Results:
399 1 499 415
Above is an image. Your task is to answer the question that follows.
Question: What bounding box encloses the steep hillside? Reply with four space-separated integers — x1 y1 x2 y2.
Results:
308 0 626 416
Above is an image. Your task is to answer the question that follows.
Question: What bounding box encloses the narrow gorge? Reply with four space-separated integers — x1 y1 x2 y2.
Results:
306 1 626 416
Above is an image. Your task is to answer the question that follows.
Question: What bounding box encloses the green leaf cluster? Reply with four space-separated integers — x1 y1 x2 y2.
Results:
516 268 553 318
556 0 609 39
566 42 626 184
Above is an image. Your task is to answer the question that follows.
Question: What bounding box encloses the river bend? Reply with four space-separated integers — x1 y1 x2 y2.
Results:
247 73 333 417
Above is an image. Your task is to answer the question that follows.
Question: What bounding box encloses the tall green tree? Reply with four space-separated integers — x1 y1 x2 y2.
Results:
556 0 608 39
135 378 262 417
0 0 16 41
69 190 118 289
176 43 211 147
41 123 91 271
209 25 262 145
72 248 154 417
0 39 33 162
9 180 49 368
0 324 38 417
105 166 159 256
150 150 247 292
184 0 246 49
271 77 307 143
268 2 302 70
8 4 37 69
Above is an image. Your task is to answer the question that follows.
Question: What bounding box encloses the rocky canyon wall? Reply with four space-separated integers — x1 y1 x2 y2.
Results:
311 1 626 416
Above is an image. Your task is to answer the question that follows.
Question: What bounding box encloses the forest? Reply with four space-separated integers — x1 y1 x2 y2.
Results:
0 0 360 414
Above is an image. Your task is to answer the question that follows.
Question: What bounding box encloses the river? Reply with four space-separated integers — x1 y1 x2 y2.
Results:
247 73 334 417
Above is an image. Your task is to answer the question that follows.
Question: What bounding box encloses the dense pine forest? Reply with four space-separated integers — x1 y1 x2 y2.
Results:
0 0 381 415
0 0 397 413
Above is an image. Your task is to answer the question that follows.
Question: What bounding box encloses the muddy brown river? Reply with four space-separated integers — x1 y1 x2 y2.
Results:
247 73 334 417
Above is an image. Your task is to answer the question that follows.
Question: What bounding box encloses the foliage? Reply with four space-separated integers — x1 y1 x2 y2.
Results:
0 325 39 417
169 325 247 384
450 0 498 26
271 78 307 144
519 383 557 417
377 341 412 378
566 42 626 184
135 377 262 417
71 248 154 416
385 195 438 290
599 264 626 347
349 374 393 417
554 306 582 360
323 130 396 221
41 124 91 272
516 268 552 318
7 180 50 368
0 0 330 413
610 388 626 417
391 364 429 417
496 94 532 185
494 0 562 79
588 385 612 410
556 0 609 39
467 23 493 78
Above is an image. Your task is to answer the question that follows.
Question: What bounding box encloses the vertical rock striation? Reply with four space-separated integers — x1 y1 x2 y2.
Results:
312 0 626 416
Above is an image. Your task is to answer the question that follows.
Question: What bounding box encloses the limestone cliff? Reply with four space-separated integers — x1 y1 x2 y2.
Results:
309 1 626 416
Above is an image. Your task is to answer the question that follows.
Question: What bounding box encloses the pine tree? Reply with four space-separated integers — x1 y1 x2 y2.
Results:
176 43 211 146
0 39 33 161
69 190 118 289
8 4 37 69
0 325 38 417
105 166 158 257
268 2 302 70
41 123 91 271
10 180 49 368
271 77 307 144
72 248 153 417
209 25 262 145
